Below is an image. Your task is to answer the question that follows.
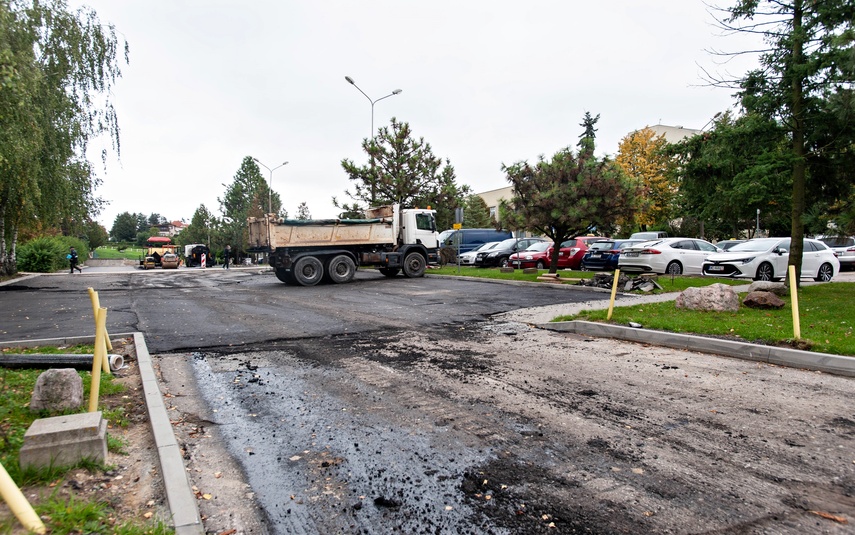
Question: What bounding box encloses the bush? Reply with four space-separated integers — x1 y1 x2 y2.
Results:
17 236 89 273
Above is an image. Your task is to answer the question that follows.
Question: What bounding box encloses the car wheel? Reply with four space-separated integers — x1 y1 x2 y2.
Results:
814 262 834 282
500 257 510 268
536 260 545 269
665 261 683 276
754 262 774 281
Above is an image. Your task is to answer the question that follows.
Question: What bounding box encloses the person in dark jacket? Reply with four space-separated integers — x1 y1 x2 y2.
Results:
223 245 231 269
68 247 82 273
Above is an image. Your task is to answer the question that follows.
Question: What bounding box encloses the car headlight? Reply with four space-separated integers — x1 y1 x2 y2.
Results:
487 252 499 257
737 257 756 264
525 255 533 260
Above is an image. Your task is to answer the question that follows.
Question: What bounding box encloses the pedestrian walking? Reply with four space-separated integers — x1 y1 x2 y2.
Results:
68 247 82 273
223 245 231 269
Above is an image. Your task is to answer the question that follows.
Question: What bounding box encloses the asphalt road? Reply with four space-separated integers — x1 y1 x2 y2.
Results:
0 268 608 351
3 268 854 534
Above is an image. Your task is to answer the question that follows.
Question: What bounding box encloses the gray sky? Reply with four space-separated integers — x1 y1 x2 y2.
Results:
71 1 761 228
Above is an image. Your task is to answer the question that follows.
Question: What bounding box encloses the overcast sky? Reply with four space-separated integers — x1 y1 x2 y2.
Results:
70 1 762 228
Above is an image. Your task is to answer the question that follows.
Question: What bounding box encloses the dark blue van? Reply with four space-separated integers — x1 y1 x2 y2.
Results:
440 228 514 254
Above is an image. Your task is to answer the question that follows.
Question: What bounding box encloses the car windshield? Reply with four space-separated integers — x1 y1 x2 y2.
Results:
589 241 615 251
495 238 522 249
524 242 551 252
471 242 496 252
618 240 644 249
728 238 784 252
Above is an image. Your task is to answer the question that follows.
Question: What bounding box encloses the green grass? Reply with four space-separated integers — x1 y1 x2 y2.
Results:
0 493 175 535
554 282 855 356
0 363 125 484
93 246 145 260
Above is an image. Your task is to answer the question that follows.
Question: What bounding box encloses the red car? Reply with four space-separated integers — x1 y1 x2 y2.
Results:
510 236 605 269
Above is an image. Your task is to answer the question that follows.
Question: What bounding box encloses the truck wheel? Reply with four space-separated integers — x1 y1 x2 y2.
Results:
293 256 324 286
402 252 426 278
327 255 356 284
379 268 400 277
274 268 296 284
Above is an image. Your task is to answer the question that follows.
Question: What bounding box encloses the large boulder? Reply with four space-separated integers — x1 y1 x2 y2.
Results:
746 280 788 296
29 368 83 413
675 284 740 312
743 290 786 309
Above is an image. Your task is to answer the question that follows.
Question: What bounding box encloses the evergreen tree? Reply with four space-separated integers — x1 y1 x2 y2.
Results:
296 202 311 220
110 212 138 242
462 194 492 228
219 156 270 254
714 0 855 284
337 117 470 228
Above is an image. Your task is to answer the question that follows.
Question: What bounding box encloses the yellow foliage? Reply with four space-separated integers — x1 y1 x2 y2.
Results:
616 128 676 227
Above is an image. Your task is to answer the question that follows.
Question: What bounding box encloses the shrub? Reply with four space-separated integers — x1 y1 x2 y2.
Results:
17 236 89 273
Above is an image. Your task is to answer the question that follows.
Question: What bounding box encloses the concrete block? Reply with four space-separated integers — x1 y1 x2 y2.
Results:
19 411 107 470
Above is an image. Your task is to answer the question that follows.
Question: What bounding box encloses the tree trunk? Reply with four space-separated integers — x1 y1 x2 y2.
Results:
0 199 7 277
788 0 806 289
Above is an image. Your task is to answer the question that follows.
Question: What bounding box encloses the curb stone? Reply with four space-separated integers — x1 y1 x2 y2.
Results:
0 333 203 535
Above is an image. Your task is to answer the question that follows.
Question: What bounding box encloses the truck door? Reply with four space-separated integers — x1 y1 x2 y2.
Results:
412 212 439 248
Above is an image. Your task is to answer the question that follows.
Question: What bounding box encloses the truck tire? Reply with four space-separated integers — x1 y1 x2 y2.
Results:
293 256 324 286
326 255 356 284
379 268 400 277
274 268 296 284
402 252 426 278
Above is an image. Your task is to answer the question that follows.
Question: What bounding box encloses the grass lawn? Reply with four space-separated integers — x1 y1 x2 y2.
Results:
93 246 145 260
0 344 172 534
553 282 855 356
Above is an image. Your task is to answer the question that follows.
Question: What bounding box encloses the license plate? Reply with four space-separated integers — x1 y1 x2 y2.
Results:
591 253 602 258
624 252 639 257
708 265 725 271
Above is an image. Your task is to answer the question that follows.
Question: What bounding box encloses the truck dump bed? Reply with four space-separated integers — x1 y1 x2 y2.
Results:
247 216 395 250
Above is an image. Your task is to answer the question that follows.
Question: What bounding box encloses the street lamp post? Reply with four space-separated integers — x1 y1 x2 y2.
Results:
252 158 288 216
344 76 402 203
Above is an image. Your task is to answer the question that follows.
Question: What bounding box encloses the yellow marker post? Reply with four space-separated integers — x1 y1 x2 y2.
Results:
788 265 801 340
88 307 107 412
607 269 620 321
0 462 46 534
87 288 113 352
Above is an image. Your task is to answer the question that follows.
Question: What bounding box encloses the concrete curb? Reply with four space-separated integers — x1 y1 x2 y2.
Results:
540 320 855 377
0 333 203 534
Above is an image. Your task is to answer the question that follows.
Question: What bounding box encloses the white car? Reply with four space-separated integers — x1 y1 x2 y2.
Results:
457 241 501 265
618 238 720 275
702 237 839 282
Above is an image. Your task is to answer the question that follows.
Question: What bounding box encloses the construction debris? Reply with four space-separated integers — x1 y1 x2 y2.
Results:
575 272 663 292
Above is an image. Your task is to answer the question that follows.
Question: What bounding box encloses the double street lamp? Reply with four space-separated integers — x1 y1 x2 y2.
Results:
252 158 288 216
344 76 402 141
344 76 402 203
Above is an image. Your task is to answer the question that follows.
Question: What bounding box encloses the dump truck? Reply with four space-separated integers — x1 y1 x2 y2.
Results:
247 204 439 286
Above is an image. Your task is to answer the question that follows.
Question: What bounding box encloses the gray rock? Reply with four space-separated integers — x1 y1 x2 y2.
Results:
30 368 83 413
675 284 740 312
746 280 788 296
743 290 786 309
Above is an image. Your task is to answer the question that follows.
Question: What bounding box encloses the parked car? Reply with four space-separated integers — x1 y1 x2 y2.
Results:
630 231 668 241
702 237 839 281
819 236 855 271
508 241 552 269
475 237 548 267
457 241 502 265
439 228 514 255
580 239 646 271
509 236 605 270
618 238 721 275
716 239 747 251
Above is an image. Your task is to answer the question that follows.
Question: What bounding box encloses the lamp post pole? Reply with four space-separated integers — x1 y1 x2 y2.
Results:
344 76 401 204
252 158 288 216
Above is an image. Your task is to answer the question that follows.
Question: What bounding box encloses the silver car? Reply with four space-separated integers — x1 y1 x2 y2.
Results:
819 236 855 271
